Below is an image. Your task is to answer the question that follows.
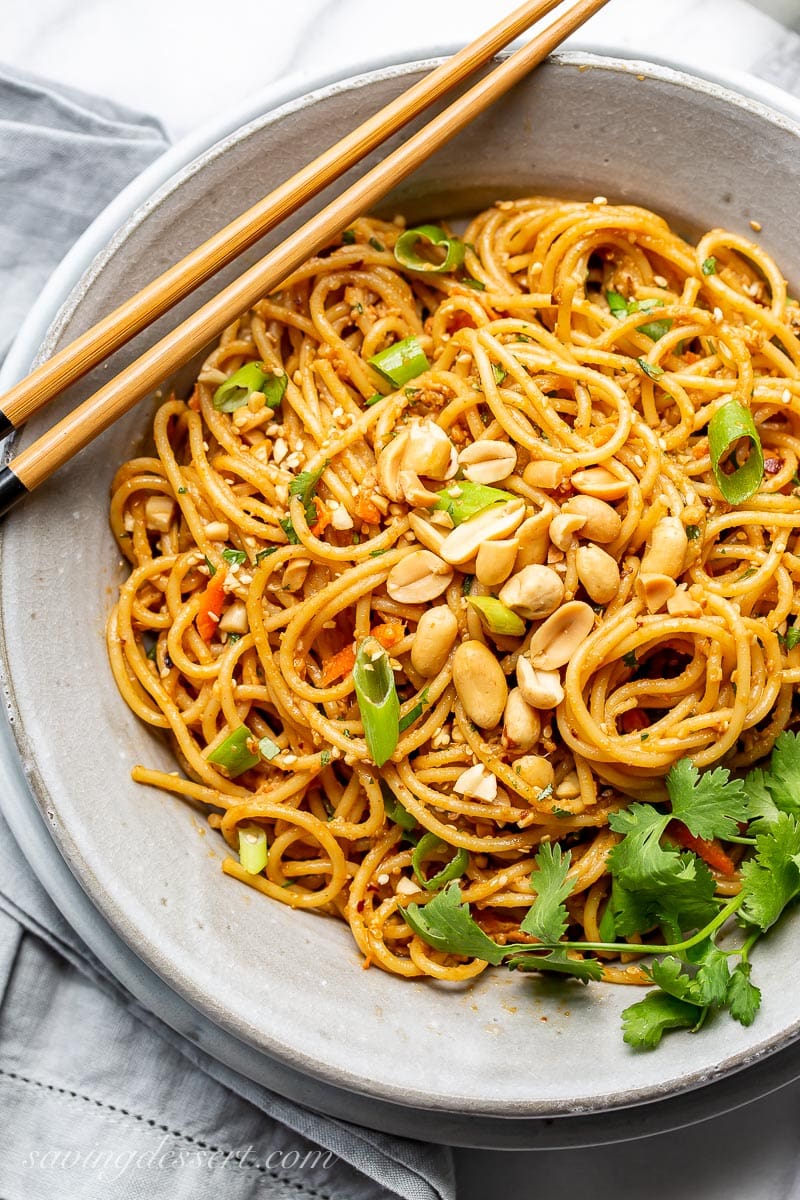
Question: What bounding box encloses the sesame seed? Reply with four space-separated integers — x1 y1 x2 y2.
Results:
654 274 668 288
750 219 762 232
713 307 724 323
592 195 608 206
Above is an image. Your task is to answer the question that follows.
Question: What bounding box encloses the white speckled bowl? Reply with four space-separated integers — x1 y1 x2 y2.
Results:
4 52 800 1145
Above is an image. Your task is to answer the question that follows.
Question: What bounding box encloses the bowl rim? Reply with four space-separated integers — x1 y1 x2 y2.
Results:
3 50 800 1132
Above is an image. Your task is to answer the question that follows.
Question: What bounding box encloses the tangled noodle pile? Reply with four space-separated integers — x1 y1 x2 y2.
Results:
108 197 800 988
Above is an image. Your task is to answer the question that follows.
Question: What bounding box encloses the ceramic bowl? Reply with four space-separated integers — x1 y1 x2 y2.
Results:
3 51 800 1136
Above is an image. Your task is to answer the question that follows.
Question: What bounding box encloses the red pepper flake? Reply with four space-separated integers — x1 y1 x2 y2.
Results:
764 457 783 475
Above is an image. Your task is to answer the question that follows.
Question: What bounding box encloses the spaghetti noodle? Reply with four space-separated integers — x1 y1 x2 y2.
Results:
107 197 800 987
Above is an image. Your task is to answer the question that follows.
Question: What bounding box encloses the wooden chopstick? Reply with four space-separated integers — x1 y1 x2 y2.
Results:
0 0 566 440
0 0 610 518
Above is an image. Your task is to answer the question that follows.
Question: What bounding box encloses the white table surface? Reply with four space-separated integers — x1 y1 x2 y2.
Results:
5 1 800 1196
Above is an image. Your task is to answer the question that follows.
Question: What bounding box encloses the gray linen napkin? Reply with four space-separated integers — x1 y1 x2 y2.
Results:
0 63 454 1200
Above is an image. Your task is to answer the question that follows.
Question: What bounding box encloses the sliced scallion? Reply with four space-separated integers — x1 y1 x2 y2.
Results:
702 257 718 276
708 399 764 504
258 735 281 761
238 824 268 874
353 637 400 767
466 595 525 637
368 336 430 388
213 362 287 412
638 358 665 380
393 224 465 274
412 832 469 891
433 480 513 525
380 780 416 831
207 725 260 776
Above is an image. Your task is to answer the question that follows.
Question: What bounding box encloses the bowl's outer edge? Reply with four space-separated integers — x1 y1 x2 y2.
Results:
3 51 800 1144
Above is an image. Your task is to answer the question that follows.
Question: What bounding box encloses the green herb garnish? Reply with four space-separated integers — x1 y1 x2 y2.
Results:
708 399 764 504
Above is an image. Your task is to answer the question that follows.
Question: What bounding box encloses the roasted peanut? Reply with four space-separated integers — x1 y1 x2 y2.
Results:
376 420 456 505
637 572 676 614
570 465 630 501
410 605 459 677
523 460 564 490
439 498 526 566
499 564 564 620
386 550 453 604
403 419 456 480
503 688 541 753
549 512 586 551
516 657 564 709
576 544 621 605
476 538 519 588
144 495 176 532
562 496 621 544
218 600 249 634
666 587 703 618
407 511 446 555
452 640 508 729
453 762 497 800
555 770 581 799
458 439 517 484
640 516 688 578
514 754 555 793
529 600 595 670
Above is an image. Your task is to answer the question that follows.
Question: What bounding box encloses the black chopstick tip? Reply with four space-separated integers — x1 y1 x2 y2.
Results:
0 466 29 518
0 410 13 440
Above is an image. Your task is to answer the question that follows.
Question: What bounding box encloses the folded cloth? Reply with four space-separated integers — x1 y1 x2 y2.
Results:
0 64 454 1200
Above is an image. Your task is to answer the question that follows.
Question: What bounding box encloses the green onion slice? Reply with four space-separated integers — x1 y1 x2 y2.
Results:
213 362 287 412
393 224 465 274
353 637 400 767
368 336 430 388
412 832 469 891
258 735 281 761
702 256 718 276
238 824 268 874
607 291 672 341
708 399 765 504
207 725 260 776
466 595 525 637
433 480 513 526
380 780 416 831
638 358 665 380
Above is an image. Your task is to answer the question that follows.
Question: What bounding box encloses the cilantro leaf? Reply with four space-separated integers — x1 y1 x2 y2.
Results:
507 948 603 983
740 813 800 931
749 731 800 818
727 962 761 1026
686 939 732 1007
666 758 749 840
520 843 576 943
621 991 704 1049
289 463 327 525
402 882 507 964
638 318 673 342
649 955 698 1003
607 803 675 889
743 768 782 830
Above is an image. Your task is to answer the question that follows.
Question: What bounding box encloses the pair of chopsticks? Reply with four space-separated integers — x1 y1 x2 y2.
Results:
0 0 610 518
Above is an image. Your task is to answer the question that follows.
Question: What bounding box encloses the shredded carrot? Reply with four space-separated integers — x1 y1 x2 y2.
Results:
670 822 737 876
309 496 331 537
620 708 650 734
356 494 382 525
370 621 405 649
187 385 201 412
320 644 356 686
196 573 226 641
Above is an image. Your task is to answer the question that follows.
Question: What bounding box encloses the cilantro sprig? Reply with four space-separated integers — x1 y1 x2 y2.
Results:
401 733 800 1049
